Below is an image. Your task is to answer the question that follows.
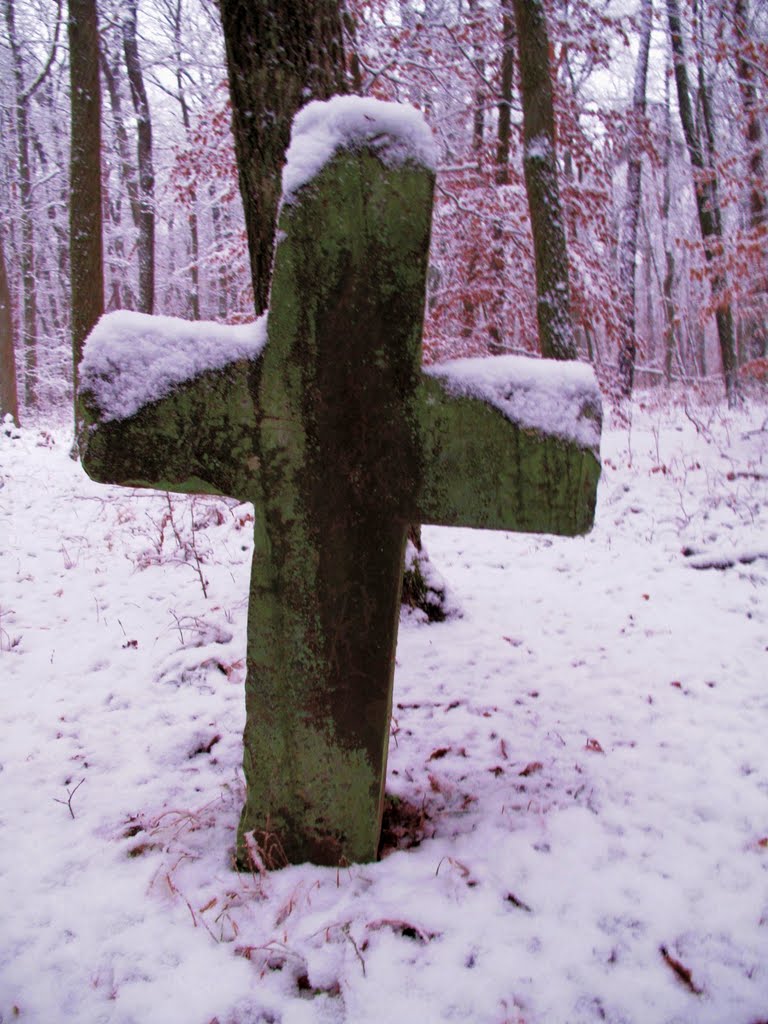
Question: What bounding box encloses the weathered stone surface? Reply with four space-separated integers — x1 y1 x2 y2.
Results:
79 134 602 868
414 375 600 535
239 149 434 865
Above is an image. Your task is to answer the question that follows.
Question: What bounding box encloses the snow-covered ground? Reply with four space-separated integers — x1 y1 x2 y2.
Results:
1 393 766 1024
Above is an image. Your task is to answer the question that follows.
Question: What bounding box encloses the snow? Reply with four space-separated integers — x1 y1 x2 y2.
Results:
1 393 767 1024
525 135 553 161
426 354 602 453
79 311 267 422
281 96 437 203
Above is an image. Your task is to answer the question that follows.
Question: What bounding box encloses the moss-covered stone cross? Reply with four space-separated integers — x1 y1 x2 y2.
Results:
79 99 601 868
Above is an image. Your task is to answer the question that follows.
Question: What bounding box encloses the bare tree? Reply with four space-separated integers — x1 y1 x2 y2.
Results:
68 0 104 401
0 227 19 425
100 29 141 311
496 0 515 185
122 0 155 314
617 0 653 396
733 0 767 360
666 0 739 403
512 0 576 360
467 0 487 162
3 0 62 406
160 0 201 319
659 68 681 383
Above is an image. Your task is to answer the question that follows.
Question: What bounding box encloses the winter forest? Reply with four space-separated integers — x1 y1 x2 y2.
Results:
2 2 768 1023
1 0 767 424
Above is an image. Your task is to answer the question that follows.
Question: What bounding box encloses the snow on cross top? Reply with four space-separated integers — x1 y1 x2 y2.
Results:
280 95 437 203
79 311 267 423
426 355 602 454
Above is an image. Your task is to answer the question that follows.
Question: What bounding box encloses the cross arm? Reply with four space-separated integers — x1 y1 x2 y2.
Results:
411 355 602 536
78 351 263 502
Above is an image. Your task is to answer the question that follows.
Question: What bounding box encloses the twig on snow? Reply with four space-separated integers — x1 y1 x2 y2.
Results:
54 778 85 819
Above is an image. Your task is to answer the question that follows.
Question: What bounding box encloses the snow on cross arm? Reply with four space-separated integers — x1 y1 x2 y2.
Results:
79 310 267 423
425 355 602 454
280 95 438 203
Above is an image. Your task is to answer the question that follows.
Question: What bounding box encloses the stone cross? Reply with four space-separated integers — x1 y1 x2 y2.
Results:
79 100 601 868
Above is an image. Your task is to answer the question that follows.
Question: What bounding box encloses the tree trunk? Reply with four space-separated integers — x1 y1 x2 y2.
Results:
4 0 38 407
100 36 139 311
733 0 767 359
617 0 652 396
69 0 104 403
666 0 739 403
168 0 200 320
217 0 348 315
496 0 515 185
122 0 155 314
659 70 679 383
210 187 229 320
0 227 19 425
100 40 142 232
512 0 576 361
467 0 486 162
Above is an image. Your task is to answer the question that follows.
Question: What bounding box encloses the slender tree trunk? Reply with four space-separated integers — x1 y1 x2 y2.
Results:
100 41 142 231
512 0 576 361
100 38 139 311
496 0 515 185
69 0 104 404
210 187 229 320
217 0 347 315
169 0 200 320
733 0 767 359
666 0 739 403
486 0 516 353
0 227 19 425
657 64 679 382
467 0 486 162
617 0 652 396
4 0 38 406
122 0 155 314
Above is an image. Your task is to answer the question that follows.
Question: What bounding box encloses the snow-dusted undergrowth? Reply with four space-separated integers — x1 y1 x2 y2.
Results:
1 394 766 1024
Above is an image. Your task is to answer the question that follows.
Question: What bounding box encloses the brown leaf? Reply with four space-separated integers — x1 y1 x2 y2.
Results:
519 761 543 777
585 738 605 754
659 945 704 995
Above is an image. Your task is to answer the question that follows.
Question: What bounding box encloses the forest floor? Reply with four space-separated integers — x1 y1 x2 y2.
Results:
1 390 767 1024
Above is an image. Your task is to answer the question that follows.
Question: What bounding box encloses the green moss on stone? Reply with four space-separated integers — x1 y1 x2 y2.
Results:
78 141 601 870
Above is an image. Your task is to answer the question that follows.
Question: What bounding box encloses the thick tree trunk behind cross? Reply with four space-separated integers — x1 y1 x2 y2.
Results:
217 0 448 620
218 0 348 315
